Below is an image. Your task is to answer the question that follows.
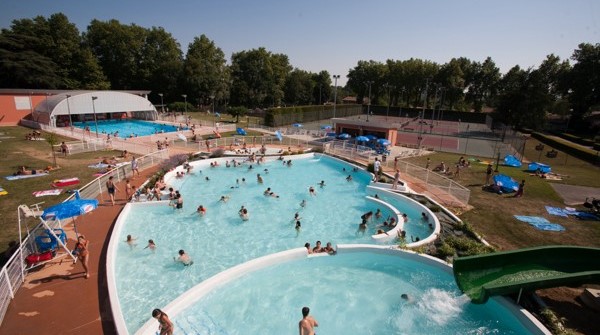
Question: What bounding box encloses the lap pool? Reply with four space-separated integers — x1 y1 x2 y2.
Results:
107 154 547 334
73 119 181 137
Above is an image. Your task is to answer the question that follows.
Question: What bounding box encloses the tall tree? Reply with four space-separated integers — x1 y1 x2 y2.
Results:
566 43 600 126
311 71 332 105
141 27 183 101
284 69 314 105
230 47 291 108
182 34 226 107
465 57 500 112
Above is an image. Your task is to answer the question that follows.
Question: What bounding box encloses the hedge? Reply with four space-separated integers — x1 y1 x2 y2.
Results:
264 104 362 127
531 132 600 165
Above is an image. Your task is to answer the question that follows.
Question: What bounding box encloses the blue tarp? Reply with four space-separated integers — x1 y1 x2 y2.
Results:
493 174 519 193
503 155 522 167
236 128 247 136
528 162 551 173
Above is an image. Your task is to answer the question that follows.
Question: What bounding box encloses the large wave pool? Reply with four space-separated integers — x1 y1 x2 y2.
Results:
157 248 541 334
73 119 181 137
111 155 439 332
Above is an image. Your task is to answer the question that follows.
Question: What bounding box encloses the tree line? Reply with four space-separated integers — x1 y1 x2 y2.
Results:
1 13 598 130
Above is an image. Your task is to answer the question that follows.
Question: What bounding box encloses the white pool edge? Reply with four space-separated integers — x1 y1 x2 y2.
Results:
134 244 551 335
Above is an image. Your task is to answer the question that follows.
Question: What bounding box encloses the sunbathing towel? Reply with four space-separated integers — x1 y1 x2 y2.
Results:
33 189 63 197
545 206 569 217
0 186 7 196
528 222 565 232
576 212 600 221
514 215 550 224
5 172 49 181
88 162 128 169
51 177 80 188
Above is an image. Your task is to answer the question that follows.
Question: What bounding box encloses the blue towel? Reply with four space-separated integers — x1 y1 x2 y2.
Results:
528 222 565 232
514 215 550 224
545 206 568 217
576 212 600 221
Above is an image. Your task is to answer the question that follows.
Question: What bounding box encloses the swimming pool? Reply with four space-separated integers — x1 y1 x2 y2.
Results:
73 119 181 137
137 247 545 334
109 155 438 332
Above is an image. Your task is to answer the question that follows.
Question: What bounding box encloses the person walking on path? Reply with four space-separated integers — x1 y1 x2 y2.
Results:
131 156 140 179
373 157 381 182
298 306 318 335
106 176 120 206
74 235 90 279
392 169 401 189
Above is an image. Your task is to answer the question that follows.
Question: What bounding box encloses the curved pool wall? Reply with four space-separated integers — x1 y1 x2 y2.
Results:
136 245 551 335
367 185 441 246
107 153 448 333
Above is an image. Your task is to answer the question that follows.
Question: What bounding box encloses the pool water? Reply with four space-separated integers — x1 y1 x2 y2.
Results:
172 252 533 334
73 119 181 137
114 155 433 332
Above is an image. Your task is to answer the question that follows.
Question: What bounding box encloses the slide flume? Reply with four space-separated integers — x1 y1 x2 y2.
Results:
453 245 600 304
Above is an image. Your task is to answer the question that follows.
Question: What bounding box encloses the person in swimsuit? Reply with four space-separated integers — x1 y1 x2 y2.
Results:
131 156 140 178
152 308 174 335
144 239 156 252
106 176 119 206
125 179 132 201
174 249 193 266
74 235 90 279
298 306 318 335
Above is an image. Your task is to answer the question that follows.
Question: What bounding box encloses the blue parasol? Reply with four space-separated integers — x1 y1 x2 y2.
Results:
320 125 332 130
377 139 391 146
326 132 337 137
292 123 303 127
356 136 370 142
365 134 378 141
275 130 283 142
337 133 351 140
42 197 98 221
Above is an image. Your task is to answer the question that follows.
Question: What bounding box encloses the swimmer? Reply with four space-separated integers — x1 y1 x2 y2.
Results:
346 174 353 182
264 188 272 196
421 212 429 221
319 180 326 188
375 208 382 219
144 239 156 251
323 242 336 255
376 229 388 235
294 212 301 221
174 249 193 266
309 186 316 196
264 168 269 174
357 222 367 235
125 235 137 248
300 199 307 208
205 176 210 181
257 174 263 184
304 242 313 254
295 220 301 231
239 208 249 221
248 165 253 170
219 195 230 203
389 217 397 228
401 293 411 301
402 213 408 223
197 205 206 215
313 240 324 253
238 206 245 215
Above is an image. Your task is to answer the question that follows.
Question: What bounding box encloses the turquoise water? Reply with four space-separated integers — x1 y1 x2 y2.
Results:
114 156 438 332
73 119 181 137
173 252 533 334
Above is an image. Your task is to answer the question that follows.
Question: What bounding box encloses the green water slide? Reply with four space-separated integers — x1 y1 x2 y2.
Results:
453 246 600 304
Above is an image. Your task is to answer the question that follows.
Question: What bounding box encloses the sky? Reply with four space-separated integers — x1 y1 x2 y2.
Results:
1 0 598 85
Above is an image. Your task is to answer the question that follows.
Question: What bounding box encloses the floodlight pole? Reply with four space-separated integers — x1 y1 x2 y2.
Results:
182 94 187 120
91 96 99 138
332 75 340 119
66 94 73 133
159 93 164 113
365 81 373 122
418 79 430 148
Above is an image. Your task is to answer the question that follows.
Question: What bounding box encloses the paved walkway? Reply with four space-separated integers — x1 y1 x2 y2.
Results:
0 166 160 335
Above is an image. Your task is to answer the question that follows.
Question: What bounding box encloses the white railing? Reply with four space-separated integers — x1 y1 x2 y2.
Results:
0 149 169 327
168 134 313 153
325 142 470 205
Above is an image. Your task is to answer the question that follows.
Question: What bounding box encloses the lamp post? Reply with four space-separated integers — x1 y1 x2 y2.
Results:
182 94 187 119
91 96 99 138
65 94 73 133
158 93 164 113
365 81 373 122
385 83 394 121
418 79 430 149
210 94 215 126
332 75 340 119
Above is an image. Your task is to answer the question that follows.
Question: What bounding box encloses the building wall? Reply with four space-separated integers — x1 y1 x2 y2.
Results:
0 94 46 126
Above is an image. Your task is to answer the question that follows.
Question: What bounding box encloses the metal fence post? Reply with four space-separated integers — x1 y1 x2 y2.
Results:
3 267 14 299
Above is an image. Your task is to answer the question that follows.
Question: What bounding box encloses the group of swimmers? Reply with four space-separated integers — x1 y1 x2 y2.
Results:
304 240 336 255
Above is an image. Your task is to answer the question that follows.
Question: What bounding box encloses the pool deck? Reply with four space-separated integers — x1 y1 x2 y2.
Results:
0 147 467 335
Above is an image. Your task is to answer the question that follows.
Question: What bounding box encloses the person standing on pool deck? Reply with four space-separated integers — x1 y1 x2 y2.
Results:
299 306 318 335
106 176 119 206
131 156 140 178
392 169 401 189
74 235 90 279
373 157 381 181
485 164 493 186
514 179 525 198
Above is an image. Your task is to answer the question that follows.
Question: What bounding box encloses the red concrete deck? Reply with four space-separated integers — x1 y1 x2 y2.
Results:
0 166 159 335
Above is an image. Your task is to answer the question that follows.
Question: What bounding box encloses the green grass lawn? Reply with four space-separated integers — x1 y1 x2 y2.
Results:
402 138 600 251
0 126 124 260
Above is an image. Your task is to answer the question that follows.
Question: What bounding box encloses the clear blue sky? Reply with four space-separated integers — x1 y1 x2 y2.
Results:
2 0 598 85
